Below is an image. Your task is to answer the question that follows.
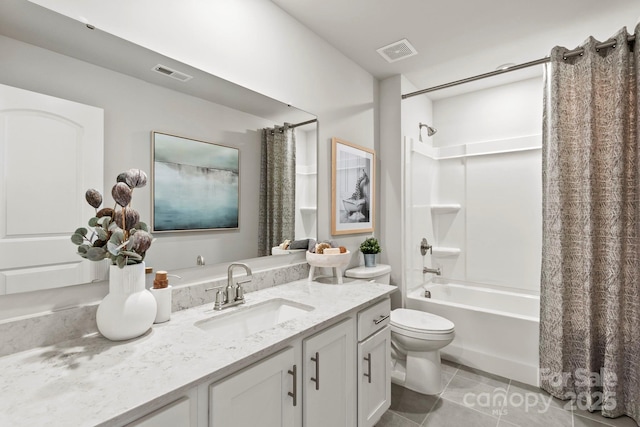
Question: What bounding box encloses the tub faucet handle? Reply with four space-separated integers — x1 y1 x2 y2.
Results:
420 238 432 256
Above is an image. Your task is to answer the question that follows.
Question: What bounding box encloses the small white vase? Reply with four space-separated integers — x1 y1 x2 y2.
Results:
96 262 157 341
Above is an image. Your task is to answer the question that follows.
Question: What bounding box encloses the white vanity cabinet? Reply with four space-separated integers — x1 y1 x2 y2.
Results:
209 347 298 427
126 391 197 427
118 297 391 427
357 299 391 427
303 318 356 427
207 317 356 427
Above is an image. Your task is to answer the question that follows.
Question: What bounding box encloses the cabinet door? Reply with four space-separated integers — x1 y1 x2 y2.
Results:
209 347 297 427
358 326 391 427
127 396 194 427
303 318 355 427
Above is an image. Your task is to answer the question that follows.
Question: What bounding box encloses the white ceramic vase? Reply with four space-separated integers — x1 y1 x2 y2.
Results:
96 262 157 341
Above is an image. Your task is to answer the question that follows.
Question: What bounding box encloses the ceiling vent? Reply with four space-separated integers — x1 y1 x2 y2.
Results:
376 38 418 63
152 64 193 82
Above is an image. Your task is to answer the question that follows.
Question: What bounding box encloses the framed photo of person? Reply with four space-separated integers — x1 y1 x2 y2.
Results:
331 137 375 235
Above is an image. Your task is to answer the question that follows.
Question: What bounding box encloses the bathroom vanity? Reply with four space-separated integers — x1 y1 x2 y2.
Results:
0 279 394 427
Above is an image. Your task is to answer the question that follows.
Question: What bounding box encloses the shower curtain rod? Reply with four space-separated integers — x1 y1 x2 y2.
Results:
401 34 636 99
272 118 317 132
289 118 317 128
270 118 317 134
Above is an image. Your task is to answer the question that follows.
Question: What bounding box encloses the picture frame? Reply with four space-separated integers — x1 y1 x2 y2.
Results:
331 137 375 235
151 131 239 232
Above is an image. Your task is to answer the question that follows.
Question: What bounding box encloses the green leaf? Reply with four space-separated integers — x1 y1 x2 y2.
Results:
109 230 124 245
77 244 90 254
70 233 84 245
88 217 99 227
107 241 120 256
86 247 107 261
74 227 88 237
135 222 149 232
116 255 127 268
120 250 142 260
98 216 112 226
95 227 108 241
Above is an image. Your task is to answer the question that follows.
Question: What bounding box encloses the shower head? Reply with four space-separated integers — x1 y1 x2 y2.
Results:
418 122 437 142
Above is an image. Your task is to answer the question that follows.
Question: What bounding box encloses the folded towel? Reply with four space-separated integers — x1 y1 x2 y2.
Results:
307 238 317 252
289 239 309 250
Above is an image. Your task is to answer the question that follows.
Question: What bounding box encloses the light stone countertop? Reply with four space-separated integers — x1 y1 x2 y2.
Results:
0 279 395 427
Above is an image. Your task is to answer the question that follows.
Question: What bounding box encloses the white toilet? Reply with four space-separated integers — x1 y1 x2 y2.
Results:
344 264 455 395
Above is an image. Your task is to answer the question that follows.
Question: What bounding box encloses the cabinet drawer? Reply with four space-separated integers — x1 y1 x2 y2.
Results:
357 298 390 341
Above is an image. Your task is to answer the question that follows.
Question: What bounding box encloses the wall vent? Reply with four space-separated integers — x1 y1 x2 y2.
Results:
376 39 418 63
152 64 193 82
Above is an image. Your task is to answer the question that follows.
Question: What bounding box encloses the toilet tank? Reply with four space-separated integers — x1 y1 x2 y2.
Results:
344 264 391 284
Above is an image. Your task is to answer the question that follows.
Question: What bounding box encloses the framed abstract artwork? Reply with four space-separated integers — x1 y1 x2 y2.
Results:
331 137 375 235
151 131 239 232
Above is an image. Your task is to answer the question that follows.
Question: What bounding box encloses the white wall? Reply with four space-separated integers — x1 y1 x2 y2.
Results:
406 77 543 293
3 0 378 318
433 77 543 147
378 76 402 306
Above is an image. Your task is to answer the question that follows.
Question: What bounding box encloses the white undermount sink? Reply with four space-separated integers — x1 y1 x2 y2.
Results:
194 298 314 341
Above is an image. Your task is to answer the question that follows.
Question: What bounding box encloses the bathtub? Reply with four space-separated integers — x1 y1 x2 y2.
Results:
406 282 540 386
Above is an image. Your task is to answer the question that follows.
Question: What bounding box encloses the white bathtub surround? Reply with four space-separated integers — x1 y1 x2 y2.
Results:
406 282 540 386
0 279 394 427
0 261 309 357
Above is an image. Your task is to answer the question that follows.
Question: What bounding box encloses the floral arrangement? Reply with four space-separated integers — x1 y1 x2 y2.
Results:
70 169 153 268
360 237 381 254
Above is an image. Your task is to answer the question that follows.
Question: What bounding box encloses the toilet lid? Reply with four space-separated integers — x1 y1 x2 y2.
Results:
391 309 454 334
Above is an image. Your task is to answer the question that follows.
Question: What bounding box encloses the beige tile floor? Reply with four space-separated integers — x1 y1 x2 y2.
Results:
376 360 638 427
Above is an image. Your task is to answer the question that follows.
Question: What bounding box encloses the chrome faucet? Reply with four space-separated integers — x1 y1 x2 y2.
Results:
223 263 253 310
205 263 253 311
423 266 441 276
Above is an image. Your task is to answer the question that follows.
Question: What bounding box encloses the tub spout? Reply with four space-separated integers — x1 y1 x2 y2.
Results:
423 267 441 276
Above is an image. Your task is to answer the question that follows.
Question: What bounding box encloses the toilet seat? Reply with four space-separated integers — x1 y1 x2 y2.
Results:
391 309 455 339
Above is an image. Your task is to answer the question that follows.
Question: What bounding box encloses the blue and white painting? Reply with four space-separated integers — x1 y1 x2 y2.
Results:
152 132 239 232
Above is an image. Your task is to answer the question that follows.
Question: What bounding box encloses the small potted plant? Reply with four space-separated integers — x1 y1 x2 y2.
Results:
360 237 381 267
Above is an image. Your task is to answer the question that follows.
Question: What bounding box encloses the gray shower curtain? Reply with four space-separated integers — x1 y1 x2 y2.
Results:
540 26 640 423
258 124 296 256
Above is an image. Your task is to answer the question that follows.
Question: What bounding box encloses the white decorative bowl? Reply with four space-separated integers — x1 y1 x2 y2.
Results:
306 250 351 269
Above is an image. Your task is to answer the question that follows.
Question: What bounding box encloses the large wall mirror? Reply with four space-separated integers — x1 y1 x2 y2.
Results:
0 0 317 296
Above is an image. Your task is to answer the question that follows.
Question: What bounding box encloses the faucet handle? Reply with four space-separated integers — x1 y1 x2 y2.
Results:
235 278 251 301
206 285 227 308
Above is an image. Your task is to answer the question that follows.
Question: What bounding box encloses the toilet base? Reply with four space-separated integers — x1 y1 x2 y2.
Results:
390 350 444 395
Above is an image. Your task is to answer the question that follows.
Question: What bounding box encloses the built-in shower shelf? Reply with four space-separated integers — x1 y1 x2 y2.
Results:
299 207 317 214
431 247 461 257
430 204 461 214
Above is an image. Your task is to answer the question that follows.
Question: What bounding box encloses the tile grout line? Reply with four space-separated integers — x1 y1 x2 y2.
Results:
419 367 457 427
496 379 512 427
388 409 422 427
